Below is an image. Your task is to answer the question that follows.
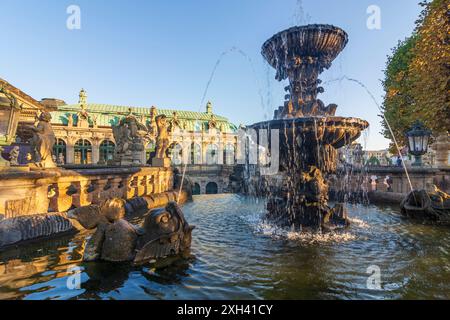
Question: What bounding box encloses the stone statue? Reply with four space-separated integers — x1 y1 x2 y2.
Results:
9 146 19 166
67 199 195 263
112 111 147 165
29 111 56 168
147 106 158 136
170 111 181 131
92 115 98 128
154 115 169 159
208 114 217 130
400 187 450 224
113 119 132 155
67 114 73 127
77 109 89 128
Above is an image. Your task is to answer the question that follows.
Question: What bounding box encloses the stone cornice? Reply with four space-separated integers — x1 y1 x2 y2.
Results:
0 78 46 111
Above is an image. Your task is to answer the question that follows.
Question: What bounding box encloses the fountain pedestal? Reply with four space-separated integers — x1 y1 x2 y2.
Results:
251 25 369 232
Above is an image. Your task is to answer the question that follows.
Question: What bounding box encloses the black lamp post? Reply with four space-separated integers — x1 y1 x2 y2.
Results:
406 121 432 167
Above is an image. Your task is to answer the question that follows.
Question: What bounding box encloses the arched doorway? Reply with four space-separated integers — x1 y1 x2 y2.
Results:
99 140 115 162
53 138 66 164
190 143 202 164
192 183 201 195
74 139 92 164
205 182 218 194
206 144 218 165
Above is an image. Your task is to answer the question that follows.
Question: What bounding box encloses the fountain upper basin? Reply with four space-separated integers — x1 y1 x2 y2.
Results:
261 24 349 78
251 116 368 149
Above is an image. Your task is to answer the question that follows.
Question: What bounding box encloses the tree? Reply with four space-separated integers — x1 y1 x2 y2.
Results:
409 0 450 134
381 0 449 153
381 36 418 153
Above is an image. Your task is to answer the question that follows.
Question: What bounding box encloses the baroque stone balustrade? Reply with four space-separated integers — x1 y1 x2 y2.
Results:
0 166 173 219
328 166 449 197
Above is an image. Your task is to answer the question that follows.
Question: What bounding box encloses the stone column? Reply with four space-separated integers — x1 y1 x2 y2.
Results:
146 174 154 195
127 176 138 199
73 179 92 207
92 179 108 204
66 143 75 164
56 182 74 212
111 177 126 199
137 175 146 197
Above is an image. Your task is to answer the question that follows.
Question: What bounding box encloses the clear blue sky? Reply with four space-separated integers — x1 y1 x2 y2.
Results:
1 0 421 150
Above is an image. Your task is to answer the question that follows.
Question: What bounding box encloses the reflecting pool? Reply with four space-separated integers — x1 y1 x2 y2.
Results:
0 194 449 300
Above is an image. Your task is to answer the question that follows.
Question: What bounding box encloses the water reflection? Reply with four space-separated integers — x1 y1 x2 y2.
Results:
0 194 449 300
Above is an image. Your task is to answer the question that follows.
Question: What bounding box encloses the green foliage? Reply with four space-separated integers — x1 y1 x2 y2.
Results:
381 0 449 153
381 36 418 153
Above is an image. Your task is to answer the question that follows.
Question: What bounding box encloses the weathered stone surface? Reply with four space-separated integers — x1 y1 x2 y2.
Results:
400 188 450 224
102 198 126 222
112 110 147 166
67 205 107 230
101 219 138 262
28 111 56 169
83 223 107 262
154 115 170 160
134 201 194 264
0 213 74 247
68 195 193 263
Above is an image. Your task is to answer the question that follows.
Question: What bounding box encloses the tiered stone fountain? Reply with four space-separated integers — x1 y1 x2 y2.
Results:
251 25 369 232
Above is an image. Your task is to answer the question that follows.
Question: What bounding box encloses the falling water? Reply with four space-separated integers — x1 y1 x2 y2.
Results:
323 76 415 193
292 0 312 26
178 46 272 202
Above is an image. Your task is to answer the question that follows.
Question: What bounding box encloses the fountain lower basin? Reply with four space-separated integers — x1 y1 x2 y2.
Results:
250 116 368 232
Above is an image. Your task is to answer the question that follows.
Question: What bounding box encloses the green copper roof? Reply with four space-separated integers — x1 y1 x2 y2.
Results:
50 103 238 133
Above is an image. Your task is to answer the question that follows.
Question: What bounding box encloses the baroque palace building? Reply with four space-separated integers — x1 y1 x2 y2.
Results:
2 78 240 194
44 89 239 166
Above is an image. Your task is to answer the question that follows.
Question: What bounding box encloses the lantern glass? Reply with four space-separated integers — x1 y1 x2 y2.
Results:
423 136 429 153
408 136 415 153
414 136 423 153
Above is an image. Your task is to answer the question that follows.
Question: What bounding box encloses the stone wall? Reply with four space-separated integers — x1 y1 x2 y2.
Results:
0 166 176 248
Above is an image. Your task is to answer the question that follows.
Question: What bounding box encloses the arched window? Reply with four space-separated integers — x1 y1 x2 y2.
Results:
99 140 115 162
166 143 183 165
206 144 218 165
53 138 66 164
192 183 201 195
190 143 202 165
224 143 235 165
205 182 218 194
74 139 92 164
